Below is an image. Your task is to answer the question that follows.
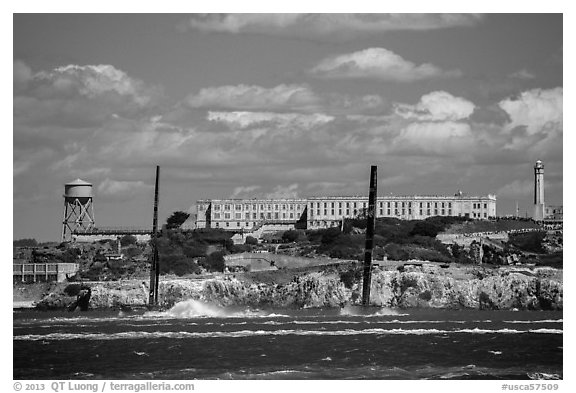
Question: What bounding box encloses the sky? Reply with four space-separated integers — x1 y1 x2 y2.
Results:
12 13 563 242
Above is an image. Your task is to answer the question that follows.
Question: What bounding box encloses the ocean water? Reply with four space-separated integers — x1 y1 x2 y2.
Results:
13 301 563 380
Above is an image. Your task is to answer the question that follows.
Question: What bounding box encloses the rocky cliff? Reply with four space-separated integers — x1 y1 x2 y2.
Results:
35 266 562 311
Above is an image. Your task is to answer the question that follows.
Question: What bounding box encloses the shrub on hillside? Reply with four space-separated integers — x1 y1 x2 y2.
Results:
13 238 38 247
410 221 441 237
120 234 138 247
384 243 410 261
160 254 201 276
245 236 258 245
282 230 300 243
202 251 226 272
509 231 546 253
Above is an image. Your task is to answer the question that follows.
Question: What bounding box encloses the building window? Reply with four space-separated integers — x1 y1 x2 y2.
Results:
237 222 241 227
224 213 231 219
441 209 445 215
484 203 487 209
448 202 452 208
236 204 242 211
408 209 412 215
339 209 342 215
331 209 335 215
214 205 221 211
331 202 335 208
427 209 430 215
324 209 328 215
387 209 391 215
253 213 257 219
274 212 279 219
213 213 220 219
226 222 229 227
346 209 350 215
434 209 438 215
235 213 242 219
419 209 423 216
267 213 272 219
401 209 405 215
215 222 219 228
317 209 321 216
274 204 279 210
290 212 294 219
225 204 231 211
260 213 265 219
245 213 250 219
448 210 452 215
379 209 383 215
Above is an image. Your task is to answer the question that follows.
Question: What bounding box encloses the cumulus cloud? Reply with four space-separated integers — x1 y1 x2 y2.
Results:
187 83 389 116
97 178 153 201
230 185 261 198
207 111 334 129
509 69 536 80
14 62 162 128
392 121 474 155
499 87 562 135
310 48 461 82
186 84 321 112
34 64 157 105
14 60 33 87
186 14 483 39
394 91 475 121
264 184 300 199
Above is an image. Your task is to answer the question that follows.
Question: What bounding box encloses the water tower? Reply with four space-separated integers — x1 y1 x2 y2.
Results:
62 178 95 241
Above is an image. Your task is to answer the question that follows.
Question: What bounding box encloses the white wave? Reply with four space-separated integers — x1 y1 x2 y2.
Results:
145 300 291 319
14 326 562 341
503 319 563 324
528 328 563 334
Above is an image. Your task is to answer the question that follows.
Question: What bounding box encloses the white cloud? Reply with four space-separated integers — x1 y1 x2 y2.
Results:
207 111 334 129
97 178 153 201
186 84 321 111
499 87 562 135
35 64 156 106
310 48 461 82
393 121 474 154
14 62 162 128
509 69 536 80
230 185 261 198
264 184 300 199
14 60 33 86
186 14 483 39
394 91 475 121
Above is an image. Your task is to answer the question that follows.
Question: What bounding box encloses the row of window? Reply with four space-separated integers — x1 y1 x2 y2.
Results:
311 208 454 217
213 212 298 220
308 201 455 209
213 203 304 212
472 203 488 209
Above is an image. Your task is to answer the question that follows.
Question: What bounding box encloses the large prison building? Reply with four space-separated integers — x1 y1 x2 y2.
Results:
195 192 497 231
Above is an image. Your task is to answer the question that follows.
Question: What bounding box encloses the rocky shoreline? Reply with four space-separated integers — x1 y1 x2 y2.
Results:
27 264 563 311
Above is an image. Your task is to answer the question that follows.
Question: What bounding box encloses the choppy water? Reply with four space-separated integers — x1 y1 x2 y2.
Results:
13 301 563 380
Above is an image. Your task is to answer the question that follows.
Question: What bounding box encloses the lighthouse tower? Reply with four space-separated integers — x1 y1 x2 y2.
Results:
533 160 545 221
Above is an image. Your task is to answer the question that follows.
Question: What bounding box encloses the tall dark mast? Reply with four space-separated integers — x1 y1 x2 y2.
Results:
362 165 377 306
149 165 160 306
